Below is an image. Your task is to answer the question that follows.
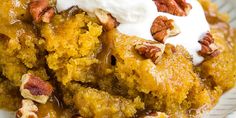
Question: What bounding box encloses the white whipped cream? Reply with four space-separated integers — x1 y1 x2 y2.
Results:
57 0 210 65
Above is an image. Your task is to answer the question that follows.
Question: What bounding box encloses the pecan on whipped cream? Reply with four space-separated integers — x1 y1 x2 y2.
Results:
95 9 120 31
153 0 192 16
198 32 220 57
151 16 180 43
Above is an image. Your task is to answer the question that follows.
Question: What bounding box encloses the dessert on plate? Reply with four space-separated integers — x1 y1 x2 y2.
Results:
0 0 235 117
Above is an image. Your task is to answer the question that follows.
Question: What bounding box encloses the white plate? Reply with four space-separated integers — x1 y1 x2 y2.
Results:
0 110 15 117
208 88 236 118
0 0 236 118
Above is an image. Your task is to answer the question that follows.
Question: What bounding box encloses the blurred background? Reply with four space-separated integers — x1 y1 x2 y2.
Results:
208 1 236 117
211 0 236 27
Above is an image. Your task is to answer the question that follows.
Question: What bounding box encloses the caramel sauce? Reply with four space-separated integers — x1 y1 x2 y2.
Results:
37 94 73 118
96 30 117 77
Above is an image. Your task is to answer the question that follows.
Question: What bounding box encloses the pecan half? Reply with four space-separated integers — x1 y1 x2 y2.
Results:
20 74 53 104
151 16 180 43
29 0 55 23
95 9 120 31
153 0 192 16
16 99 38 118
135 42 165 64
198 32 220 57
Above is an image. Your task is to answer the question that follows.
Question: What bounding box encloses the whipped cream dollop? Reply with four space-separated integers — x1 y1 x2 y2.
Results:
57 0 210 65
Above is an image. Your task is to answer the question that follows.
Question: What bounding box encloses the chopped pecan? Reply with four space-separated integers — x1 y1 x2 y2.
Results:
0 34 5 39
153 0 192 16
0 33 10 40
198 32 220 57
20 74 53 104
29 0 55 23
151 16 180 43
135 42 165 64
16 99 38 118
95 9 120 31
165 43 176 55
140 112 169 118
41 7 55 23
65 6 82 18
71 114 83 118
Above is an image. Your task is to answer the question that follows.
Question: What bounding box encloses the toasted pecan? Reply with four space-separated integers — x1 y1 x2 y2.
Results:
151 16 180 43
41 7 55 23
16 99 38 118
29 0 55 23
20 74 53 104
135 42 165 64
153 0 192 16
140 112 169 118
198 32 220 57
95 9 120 31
